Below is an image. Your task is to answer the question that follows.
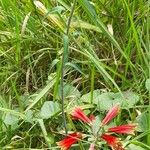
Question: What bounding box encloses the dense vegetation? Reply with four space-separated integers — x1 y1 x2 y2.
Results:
0 0 149 149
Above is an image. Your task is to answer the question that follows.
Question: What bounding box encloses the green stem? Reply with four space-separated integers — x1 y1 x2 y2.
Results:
148 8 150 145
61 36 68 135
146 1 150 145
90 65 95 104
61 0 77 135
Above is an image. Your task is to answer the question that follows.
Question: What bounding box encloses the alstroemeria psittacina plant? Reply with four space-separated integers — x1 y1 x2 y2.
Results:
57 105 136 150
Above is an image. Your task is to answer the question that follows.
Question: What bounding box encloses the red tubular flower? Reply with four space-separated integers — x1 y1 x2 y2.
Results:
108 124 136 135
89 114 96 122
71 107 91 124
101 134 119 145
101 134 124 150
102 104 120 126
57 132 82 150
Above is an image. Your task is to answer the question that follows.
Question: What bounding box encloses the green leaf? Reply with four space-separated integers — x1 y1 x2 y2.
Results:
25 110 33 124
127 144 145 150
96 92 117 111
145 79 150 90
121 91 139 107
81 90 117 111
136 112 149 132
81 90 139 111
19 94 31 108
80 89 101 103
40 101 60 119
4 113 19 125
56 83 81 101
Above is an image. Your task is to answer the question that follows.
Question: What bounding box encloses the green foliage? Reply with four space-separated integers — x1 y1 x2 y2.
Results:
0 0 149 148
4 113 19 126
81 90 139 111
137 112 149 132
40 101 60 119
56 83 81 101
146 79 150 91
127 143 146 150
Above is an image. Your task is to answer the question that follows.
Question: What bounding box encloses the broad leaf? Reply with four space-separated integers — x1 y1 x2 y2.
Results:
40 101 60 119
81 90 139 111
80 89 102 103
4 113 19 125
121 91 139 107
56 83 81 101
25 110 33 124
136 112 149 132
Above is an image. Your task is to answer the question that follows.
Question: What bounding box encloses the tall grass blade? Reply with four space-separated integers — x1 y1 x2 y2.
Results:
78 0 133 64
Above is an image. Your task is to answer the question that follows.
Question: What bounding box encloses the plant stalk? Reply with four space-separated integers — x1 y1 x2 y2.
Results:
61 0 77 135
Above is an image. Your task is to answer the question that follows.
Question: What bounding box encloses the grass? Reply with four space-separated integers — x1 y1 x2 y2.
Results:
0 0 149 149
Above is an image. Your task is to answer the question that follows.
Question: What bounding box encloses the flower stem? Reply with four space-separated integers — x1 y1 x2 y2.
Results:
61 0 77 135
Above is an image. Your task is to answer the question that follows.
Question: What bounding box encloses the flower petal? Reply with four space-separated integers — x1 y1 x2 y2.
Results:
101 134 124 150
89 114 96 122
57 132 82 150
108 124 136 135
71 107 91 124
102 104 120 125
101 134 119 145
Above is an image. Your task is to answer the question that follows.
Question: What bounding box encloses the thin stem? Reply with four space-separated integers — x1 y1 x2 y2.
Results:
90 65 95 104
61 0 77 135
147 3 150 145
60 55 67 134
66 0 77 35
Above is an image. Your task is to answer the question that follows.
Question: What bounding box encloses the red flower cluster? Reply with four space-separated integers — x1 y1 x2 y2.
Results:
57 105 136 150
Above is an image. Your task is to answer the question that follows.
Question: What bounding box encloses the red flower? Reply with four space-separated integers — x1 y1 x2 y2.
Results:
101 134 124 150
102 104 120 126
57 132 82 150
71 107 91 124
89 114 96 122
101 134 119 145
108 124 136 135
